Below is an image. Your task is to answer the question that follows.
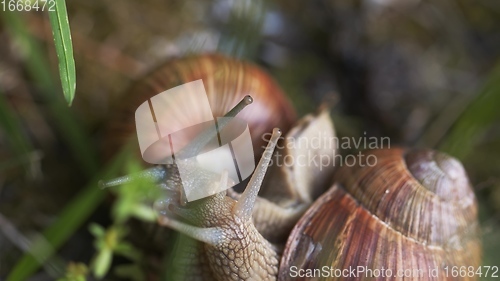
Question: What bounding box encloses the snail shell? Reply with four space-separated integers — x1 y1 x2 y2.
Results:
103 53 296 160
279 148 481 280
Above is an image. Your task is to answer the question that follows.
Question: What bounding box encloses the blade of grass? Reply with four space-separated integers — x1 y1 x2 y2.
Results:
439 61 500 160
3 11 115 280
2 12 97 176
0 213 66 278
6 141 136 281
48 0 76 106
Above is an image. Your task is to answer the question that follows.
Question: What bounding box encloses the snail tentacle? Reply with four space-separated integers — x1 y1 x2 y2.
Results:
157 216 224 246
234 128 281 220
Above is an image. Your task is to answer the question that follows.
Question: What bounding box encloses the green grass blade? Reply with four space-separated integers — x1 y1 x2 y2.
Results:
2 12 97 176
48 0 76 106
6 142 136 281
3 11 106 279
439 61 500 160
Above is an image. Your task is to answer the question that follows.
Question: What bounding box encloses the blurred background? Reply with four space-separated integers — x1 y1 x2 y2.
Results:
1 0 500 280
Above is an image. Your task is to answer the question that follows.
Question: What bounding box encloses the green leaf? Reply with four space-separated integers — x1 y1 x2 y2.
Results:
2 11 97 177
130 204 157 222
110 160 160 223
114 242 141 261
92 249 112 278
88 223 105 238
48 0 76 106
56 262 88 281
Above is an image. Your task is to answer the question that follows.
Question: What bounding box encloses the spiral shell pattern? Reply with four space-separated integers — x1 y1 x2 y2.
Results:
279 148 480 281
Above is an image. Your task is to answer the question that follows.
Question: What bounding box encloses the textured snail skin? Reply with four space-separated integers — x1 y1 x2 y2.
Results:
102 53 296 161
279 148 481 281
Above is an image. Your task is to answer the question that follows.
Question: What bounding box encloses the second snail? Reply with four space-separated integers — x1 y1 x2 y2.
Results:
102 54 481 281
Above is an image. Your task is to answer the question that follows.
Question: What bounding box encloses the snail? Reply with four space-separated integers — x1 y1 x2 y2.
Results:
101 54 481 280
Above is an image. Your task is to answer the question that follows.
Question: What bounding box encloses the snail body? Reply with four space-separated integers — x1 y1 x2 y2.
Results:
103 54 481 280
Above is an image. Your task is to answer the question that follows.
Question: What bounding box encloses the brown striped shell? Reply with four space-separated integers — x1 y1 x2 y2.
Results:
102 54 296 160
279 148 481 281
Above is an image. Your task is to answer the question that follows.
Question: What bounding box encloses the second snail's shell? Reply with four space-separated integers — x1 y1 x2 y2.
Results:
103 54 296 160
279 148 481 280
